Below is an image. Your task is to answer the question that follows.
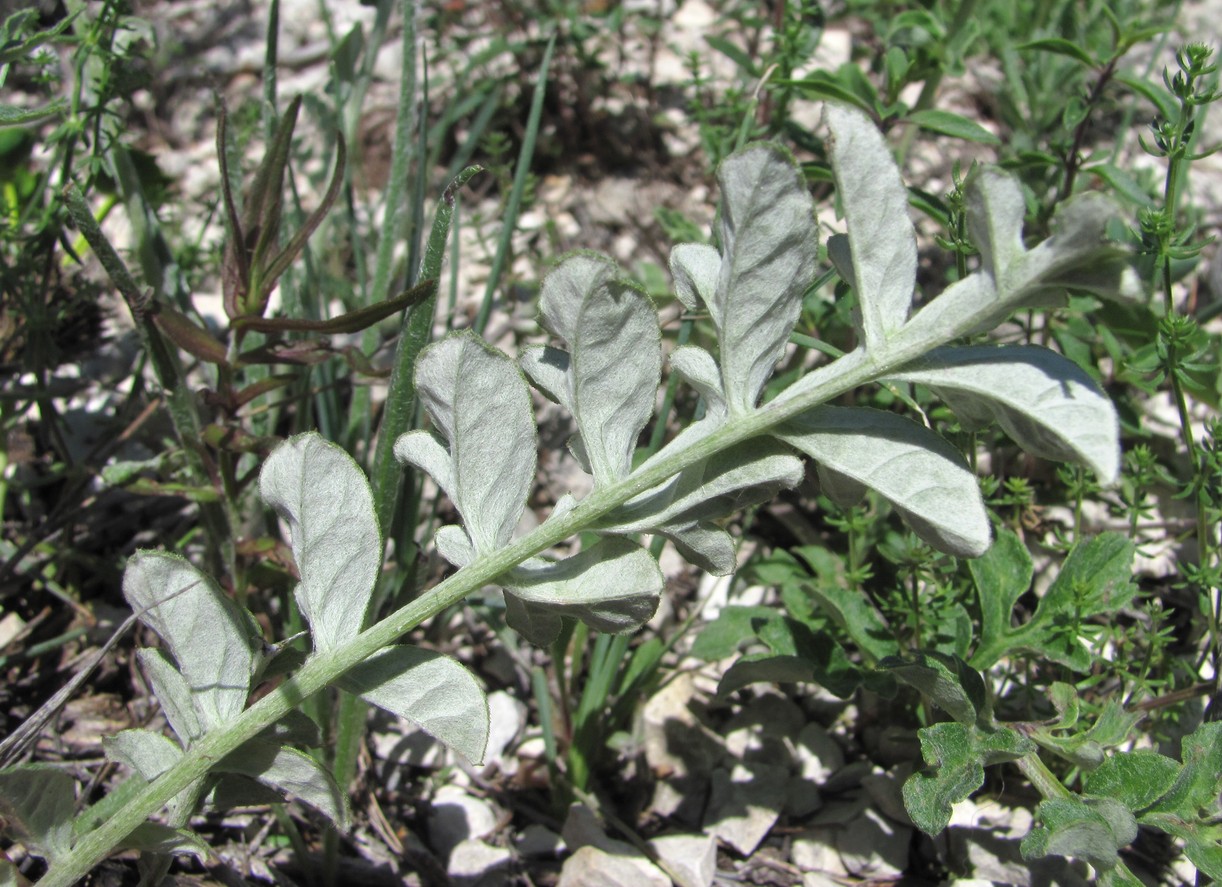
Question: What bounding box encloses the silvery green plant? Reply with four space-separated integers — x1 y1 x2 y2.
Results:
6 104 1143 885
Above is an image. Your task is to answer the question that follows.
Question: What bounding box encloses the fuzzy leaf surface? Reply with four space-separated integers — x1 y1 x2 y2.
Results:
506 538 664 643
260 432 380 651
882 652 987 726
137 648 204 744
776 406 990 557
337 645 489 764
0 765 75 863
892 345 1120 481
1022 797 1138 870
396 332 536 553
718 617 894 700
122 552 259 727
1139 722 1222 877
217 739 349 829
825 103 916 347
608 440 803 530
705 144 819 413
104 729 183 781
669 243 720 312
969 527 1033 669
1084 750 1180 812
1020 533 1135 671
903 722 1035 835
118 824 209 863
600 441 802 575
534 253 661 483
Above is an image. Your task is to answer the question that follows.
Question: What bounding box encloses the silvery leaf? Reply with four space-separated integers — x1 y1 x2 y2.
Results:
670 345 727 422
119 824 209 862
217 739 349 829
260 432 381 652
503 593 564 648
519 345 574 410
123 551 258 727
0 764 75 863
658 522 737 576
825 103 916 348
606 440 803 531
777 406 991 557
390 431 456 503
435 524 476 568
825 233 856 291
965 166 1026 279
536 253 662 483
338 645 489 764
713 144 819 413
1009 193 1143 304
261 711 323 747
670 242 721 314
397 331 536 553
104 729 183 781
908 176 1140 343
137 648 202 745
897 271 998 345
205 774 286 811
816 463 868 508
505 538 664 642
892 345 1120 482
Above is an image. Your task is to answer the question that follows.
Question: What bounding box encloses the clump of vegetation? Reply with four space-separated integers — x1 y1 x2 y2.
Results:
1 0 1219 884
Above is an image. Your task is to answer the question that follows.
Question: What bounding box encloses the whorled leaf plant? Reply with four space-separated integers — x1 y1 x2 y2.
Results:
8 104 1141 886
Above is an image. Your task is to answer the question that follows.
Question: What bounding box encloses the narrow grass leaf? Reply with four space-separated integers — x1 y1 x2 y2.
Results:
337 645 490 764
906 109 1001 145
260 433 381 651
0 99 68 126
825 104 916 349
122 552 259 726
777 406 991 557
893 345 1120 481
1017 37 1096 66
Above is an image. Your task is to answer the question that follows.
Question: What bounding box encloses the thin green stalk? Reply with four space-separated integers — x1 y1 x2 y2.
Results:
474 34 556 335
348 0 420 446
894 0 979 166
326 8 422 880
42 338 884 887
62 184 234 578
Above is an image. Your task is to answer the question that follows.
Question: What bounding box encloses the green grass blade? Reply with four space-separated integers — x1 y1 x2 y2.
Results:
474 33 556 335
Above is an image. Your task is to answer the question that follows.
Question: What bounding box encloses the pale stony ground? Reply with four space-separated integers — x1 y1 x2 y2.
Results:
10 0 1222 885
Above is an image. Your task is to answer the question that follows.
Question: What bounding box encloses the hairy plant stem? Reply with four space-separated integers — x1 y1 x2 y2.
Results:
1015 752 1144 881
44 243 1055 881
42 336 886 885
